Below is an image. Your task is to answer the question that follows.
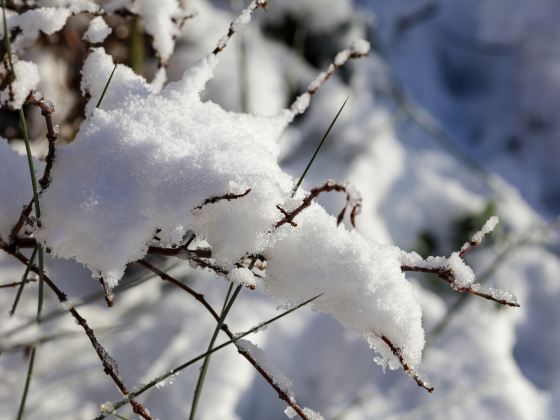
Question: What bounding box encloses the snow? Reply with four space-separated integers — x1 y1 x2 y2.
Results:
0 0 552 419
83 16 111 44
265 203 425 370
228 267 256 289
2 7 72 52
0 59 40 110
471 215 500 245
34 41 428 370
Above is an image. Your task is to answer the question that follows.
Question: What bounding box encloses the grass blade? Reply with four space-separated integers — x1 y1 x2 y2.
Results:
96 63 117 109
94 293 322 419
291 95 350 197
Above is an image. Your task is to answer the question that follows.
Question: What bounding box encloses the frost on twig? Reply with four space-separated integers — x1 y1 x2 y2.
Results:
0 246 153 420
275 180 362 228
212 0 269 55
400 216 520 307
288 39 371 117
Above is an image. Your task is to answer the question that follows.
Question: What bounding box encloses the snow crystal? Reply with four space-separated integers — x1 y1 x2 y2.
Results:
0 58 40 109
228 267 256 289
350 39 371 56
284 406 297 419
83 16 111 44
334 50 351 66
99 401 115 413
0 139 44 239
290 92 311 115
302 408 325 420
448 252 475 288
154 371 182 389
237 339 295 400
232 8 252 32
470 284 519 306
472 215 500 244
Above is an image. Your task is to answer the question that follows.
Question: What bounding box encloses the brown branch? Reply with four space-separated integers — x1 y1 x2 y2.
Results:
194 188 251 210
0 243 153 420
26 91 58 189
379 335 434 393
138 260 311 420
8 92 58 242
400 264 520 307
7 237 212 259
0 277 36 288
8 200 33 244
275 181 361 228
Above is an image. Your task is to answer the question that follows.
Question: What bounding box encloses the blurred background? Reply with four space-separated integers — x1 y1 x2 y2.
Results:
1 0 560 418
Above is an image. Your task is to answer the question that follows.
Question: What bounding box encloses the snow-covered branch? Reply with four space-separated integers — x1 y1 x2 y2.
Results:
400 216 519 307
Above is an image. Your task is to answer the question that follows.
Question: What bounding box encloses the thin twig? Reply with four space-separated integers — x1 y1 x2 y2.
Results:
379 335 434 393
92 277 321 420
211 0 268 56
139 260 312 419
194 188 251 210
0 276 36 288
276 180 362 228
400 264 519 307
0 245 153 420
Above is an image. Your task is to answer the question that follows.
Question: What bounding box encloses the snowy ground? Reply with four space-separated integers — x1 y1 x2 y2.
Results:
1 1 559 419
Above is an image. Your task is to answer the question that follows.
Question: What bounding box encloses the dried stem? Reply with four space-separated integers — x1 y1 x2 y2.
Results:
379 335 434 393
139 260 312 420
0 276 36 288
194 188 251 210
0 245 153 420
211 0 268 56
400 264 519 307
276 180 362 228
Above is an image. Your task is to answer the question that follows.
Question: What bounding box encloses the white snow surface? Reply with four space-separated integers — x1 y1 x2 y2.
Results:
35 46 426 369
83 16 111 43
0 58 40 109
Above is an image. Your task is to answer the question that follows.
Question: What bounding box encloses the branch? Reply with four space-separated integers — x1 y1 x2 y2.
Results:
194 188 251 210
288 40 370 117
379 335 433 393
0 243 153 420
211 0 269 56
138 260 312 419
275 180 362 228
8 92 58 242
0 277 36 289
400 216 519 307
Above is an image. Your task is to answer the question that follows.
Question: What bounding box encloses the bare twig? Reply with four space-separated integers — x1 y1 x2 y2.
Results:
26 91 58 188
379 335 434 393
0 244 153 420
211 0 268 56
401 217 519 307
138 260 312 420
194 188 251 210
400 264 519 307
9 92 58 242
0 276 36 288
276 180 362 228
